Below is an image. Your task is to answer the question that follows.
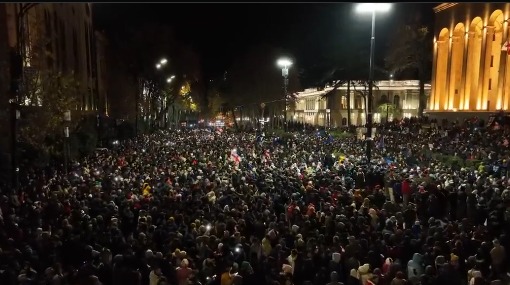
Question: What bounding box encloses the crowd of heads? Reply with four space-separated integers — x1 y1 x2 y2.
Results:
0 117 509 285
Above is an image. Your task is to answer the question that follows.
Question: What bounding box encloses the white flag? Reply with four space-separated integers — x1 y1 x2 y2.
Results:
502 41 510 52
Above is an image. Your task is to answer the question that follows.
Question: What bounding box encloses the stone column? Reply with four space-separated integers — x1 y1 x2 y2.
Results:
480 26 494 110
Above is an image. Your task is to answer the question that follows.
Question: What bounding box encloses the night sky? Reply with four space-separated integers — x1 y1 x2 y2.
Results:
94 3 437 81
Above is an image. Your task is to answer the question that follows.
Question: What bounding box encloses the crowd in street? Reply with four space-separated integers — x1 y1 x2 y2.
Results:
1 117 510 285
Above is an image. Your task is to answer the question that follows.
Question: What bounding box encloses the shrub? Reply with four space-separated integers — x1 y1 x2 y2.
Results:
330 130 354 139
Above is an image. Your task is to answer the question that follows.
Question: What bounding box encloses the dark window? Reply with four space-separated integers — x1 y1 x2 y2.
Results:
355 96 363 109
60 21 66 72
379 94 388 104
73 30 79 74
393 95 400 108
90 31 97 78
342 118 347 126
44 11 53 68
491 55 494 67
489 78 492 90
493 33 496 41
85 23 91 77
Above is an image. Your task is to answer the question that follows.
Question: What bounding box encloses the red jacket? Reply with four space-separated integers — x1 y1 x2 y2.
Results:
402 180 411 195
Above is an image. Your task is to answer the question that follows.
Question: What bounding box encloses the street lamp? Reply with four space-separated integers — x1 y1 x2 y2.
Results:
63 110 71 174
355 3 391 163
277 57 293 131
156 58 168 69
167 75 175 83
260 102 266 130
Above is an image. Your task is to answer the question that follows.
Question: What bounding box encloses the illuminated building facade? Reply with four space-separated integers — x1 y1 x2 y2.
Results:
429 3 510 113
4 3 98 111
292 80 430 127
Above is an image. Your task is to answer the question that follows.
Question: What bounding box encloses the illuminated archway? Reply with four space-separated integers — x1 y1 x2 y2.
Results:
482 10 504 110
465 17 483 110
449 23 465 110
435 28 450 110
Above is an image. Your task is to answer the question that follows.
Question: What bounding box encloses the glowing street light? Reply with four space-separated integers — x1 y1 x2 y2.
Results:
166 75 175 83
156 58 168 69
355 3 391 164
355 3 391 13
277 57 293 131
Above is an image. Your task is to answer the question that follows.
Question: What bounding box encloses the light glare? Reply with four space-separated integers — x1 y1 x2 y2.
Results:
277 58 293 68
156 63 161 69
160 58 168 64
355 3 392 13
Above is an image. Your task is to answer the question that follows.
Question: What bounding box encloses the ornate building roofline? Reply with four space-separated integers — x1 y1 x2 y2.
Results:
433 3 458 13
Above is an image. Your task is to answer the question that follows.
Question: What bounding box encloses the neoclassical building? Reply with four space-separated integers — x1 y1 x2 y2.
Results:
292 80 430 127
429 3 510 114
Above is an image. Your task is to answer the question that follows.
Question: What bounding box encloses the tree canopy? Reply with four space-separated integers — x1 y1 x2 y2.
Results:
385 11 433 115
18 70 82 146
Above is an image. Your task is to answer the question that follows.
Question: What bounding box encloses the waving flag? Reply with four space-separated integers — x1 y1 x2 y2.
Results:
377 136 385 149
502 40 510 55
230 148 241 166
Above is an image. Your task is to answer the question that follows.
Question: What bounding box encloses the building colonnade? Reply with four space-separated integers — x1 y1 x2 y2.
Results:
430 8 510 111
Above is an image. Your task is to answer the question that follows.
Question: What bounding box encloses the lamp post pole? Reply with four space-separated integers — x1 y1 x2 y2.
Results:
277 58 293 131
63 110 71 174
366 9 376 164
355 3 391 164
260 102 265 130
283 71 288 131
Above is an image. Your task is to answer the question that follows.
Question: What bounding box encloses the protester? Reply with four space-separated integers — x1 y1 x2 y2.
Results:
0 117 509 285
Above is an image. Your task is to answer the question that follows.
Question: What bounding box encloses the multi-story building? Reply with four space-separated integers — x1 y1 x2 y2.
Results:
291 80 430 127
94 30 108 116
0 3 109 182
4 3 98 111
428 3 510 118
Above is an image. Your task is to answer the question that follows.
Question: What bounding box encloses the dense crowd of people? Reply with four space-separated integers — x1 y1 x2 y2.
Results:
1 117 509 285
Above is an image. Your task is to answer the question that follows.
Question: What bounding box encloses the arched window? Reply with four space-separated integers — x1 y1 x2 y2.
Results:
449 23 465 110
433 28 450 110
355 95 363 109
465 17 483 110
393 95 400 108
379 94 388 105
483 10 504 110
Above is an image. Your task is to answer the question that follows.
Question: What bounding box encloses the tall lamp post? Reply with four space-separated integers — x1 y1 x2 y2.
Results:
355 3 391 163
277 58 292 131
63 110 71 174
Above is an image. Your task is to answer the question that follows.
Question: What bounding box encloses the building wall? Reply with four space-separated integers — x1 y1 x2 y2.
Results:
4 3 97 111
430 3 510 112
95 31 108 115
291 80 430 127
0 4 11 176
